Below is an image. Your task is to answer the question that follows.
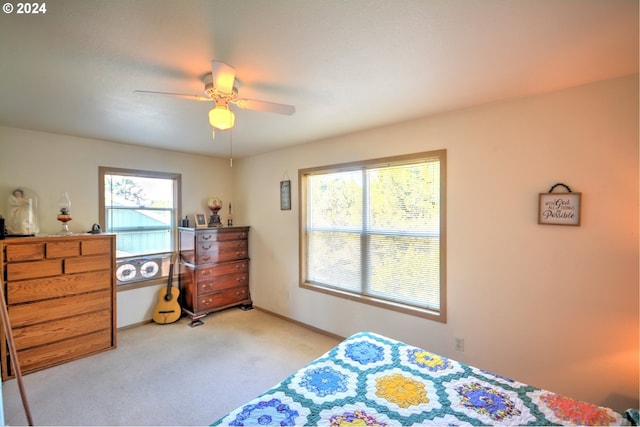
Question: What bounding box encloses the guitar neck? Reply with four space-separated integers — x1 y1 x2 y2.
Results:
165 253 177 297
166 263 174 290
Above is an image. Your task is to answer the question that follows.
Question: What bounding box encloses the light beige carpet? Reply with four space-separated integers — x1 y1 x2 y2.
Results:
1 308 341 426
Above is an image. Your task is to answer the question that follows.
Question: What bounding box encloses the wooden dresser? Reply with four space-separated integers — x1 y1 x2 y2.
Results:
178 226 251 325
0 234 116 380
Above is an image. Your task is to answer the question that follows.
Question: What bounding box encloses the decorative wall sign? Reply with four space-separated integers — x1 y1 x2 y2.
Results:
538 183 581 226
280 180 291 210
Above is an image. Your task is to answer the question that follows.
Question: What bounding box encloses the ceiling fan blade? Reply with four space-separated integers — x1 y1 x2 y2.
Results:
211 61 236 94
235 99 296 115
133 90 212 102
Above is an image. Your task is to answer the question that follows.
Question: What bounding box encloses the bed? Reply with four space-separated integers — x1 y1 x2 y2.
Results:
212 331 634 426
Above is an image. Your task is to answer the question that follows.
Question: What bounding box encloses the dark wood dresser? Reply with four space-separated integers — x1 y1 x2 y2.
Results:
178 226 251 325
0 234 117 380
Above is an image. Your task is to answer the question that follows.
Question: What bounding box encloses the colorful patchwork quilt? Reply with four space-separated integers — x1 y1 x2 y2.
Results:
212 332 629 426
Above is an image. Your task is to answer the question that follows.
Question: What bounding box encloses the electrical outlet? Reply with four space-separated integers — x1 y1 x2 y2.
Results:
455 337 465 352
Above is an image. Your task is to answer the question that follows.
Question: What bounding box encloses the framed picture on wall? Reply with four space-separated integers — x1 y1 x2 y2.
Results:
280 180 291 210
195 213 208 228
538 192 581 226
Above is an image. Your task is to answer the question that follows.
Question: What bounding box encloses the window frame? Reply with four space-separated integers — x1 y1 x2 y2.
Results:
298 150 447 322
99 166 182 287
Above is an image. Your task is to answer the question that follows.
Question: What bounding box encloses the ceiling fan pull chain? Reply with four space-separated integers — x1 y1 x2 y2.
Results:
229 129 233 167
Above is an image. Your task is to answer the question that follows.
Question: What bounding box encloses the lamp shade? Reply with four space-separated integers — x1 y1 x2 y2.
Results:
209 105 235 130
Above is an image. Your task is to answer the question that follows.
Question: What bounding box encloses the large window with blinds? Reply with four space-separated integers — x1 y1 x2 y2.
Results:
299 150 446 322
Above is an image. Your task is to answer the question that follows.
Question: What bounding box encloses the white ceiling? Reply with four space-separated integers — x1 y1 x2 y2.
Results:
0 0 637 158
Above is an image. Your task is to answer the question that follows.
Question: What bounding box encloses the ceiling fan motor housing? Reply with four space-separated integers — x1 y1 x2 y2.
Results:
203 73 238 102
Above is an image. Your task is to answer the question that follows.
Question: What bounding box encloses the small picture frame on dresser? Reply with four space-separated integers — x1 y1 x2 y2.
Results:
195 213 208 228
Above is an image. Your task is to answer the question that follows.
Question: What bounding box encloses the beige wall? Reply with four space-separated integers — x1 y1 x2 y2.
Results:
0 130 233 232
0 75 637 411
234 75 639 411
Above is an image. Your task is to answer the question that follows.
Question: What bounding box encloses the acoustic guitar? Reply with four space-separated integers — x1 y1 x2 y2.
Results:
152 253 181 324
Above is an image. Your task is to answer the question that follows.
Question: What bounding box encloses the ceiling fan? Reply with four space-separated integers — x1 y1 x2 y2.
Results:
134 60 295 133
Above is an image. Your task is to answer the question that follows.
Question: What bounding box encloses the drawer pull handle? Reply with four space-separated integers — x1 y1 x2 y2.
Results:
201 299 211 306
202 244 212 250
202 256 211 262
201 270 211 276
236 290 245 296
235 263 246 270
236 276 246 283
203 284 213 290
202 235 212 240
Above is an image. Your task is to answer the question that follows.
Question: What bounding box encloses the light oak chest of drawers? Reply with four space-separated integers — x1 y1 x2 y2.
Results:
178 227 251 325
0 234 117 380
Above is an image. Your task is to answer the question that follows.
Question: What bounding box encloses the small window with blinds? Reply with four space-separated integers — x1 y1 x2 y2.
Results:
99 166 181 260
299 150 446 322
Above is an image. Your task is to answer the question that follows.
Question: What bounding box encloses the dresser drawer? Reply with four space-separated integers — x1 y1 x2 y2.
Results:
196 249 248 264
7 270 112 304
5 243 45 262
81 239 112 255
197 230 248 242
9 289 112 327
196 238 247 255
196 260 248 281
6 259 62 280
198 273 249 295
13 309 112 351
17 329 112 375
64 254 112 274
47 240 80 258
195 286 250 312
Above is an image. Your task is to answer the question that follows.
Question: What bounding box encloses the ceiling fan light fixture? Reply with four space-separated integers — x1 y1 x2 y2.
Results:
209 105 235 130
